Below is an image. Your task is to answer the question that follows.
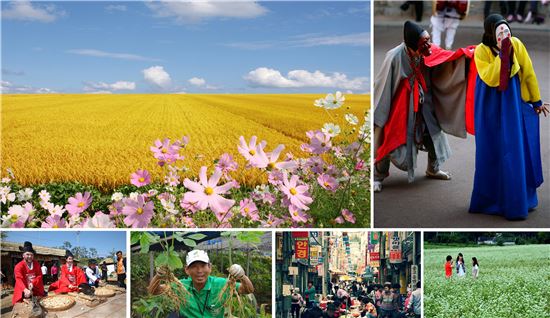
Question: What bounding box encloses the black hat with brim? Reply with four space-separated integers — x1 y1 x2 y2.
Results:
19 241 36 254
65 250 74 259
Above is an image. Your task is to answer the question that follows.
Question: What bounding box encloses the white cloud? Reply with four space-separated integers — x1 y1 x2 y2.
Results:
188 77 206 86
142 66 172 89
1 80 56 94
188 77 220 90
83 81 136 93
146 1 267 24
67 49 161 62
226 32 370 50
105 5 127 12
2 1 65 23
86 90 113 94
244 67 368 90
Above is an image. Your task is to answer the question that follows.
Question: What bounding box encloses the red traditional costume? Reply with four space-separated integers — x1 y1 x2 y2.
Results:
48 264 87 294
12 260 45 305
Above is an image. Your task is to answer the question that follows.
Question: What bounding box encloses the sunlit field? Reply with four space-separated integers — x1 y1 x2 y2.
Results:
2 94 368 191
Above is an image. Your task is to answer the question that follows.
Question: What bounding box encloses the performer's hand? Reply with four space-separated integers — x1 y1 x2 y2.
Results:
228 264 245 279
535 103 549 117
68 284 75 289
24 288 32 298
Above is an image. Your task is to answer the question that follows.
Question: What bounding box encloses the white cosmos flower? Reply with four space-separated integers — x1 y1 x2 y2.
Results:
322 123 341 137
38 190 51 203
111 192 124 202
17 188 33 202
345 113 359 125
314 98 326 108
324 91 345 109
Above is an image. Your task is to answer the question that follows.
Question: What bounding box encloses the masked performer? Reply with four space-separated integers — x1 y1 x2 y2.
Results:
12 241 45 305
470 14 549 219
374 20 475 192
48 250 87 294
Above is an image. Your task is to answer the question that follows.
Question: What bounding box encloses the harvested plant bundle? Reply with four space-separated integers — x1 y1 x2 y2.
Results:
217 275 256 318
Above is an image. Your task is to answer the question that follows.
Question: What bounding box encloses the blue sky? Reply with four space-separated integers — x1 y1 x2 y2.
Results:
1 1 370 94
4 231 126 257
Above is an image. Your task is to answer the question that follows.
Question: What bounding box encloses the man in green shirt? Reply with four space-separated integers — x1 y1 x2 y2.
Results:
178 250 254 318
304 281 316 309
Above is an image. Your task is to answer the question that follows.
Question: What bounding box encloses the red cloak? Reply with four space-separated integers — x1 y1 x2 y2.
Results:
375 44 477 163
48 264 87 294
12 260 45 305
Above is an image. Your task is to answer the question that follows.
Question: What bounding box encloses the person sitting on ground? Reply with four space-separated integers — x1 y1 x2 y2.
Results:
48 250 87 294
85 259 101 288
12 241 45 305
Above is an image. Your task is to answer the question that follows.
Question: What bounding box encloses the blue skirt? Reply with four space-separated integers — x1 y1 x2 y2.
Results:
469 75 543 220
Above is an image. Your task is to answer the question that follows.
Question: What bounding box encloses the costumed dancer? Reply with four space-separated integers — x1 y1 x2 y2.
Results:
374 20 475 192
12 241 45 305
48 250 87 294
470 14 549 219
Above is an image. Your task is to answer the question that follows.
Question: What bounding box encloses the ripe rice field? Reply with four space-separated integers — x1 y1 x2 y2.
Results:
1 94 369 191
424 244 550 318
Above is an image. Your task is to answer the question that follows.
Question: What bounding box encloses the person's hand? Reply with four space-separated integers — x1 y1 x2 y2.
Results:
228 264 245 279
24 288 32 298
68 284 75 289
535 102 549 117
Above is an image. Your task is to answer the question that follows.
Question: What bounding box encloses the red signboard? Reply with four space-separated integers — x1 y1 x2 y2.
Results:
292 232 309 238
370 252 380 262
295 240 309 259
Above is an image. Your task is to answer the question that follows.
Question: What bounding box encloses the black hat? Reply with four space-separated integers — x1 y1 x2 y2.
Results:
19 241 36 254
88 259 97 265
482 14 511 50
65 250 74 259
404 21 425 51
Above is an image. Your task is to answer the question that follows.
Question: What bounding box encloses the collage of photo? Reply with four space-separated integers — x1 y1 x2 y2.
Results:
1 1 549 317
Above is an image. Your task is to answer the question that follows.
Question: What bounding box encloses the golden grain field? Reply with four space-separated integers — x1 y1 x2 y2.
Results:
1 94 369 191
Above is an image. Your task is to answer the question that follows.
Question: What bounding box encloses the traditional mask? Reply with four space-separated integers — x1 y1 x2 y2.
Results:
495 24 511 50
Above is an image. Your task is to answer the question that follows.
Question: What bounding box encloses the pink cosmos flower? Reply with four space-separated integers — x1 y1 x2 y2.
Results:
131 169 151 187
182 166 235 218
289 205 308 223
122 195 154 228
317 174 339 192
84 212 116 228
355 160 366 171
268 170 284 186
41 215 67 228
239 199 259 221
150 138 183 166
164 171 180 186
109 200 124 216
65 192 92 216
279 173 313 210
305 157 326 174
182 216 196 227
260 214 284 227
238 136 266 161
6 204 30 227
251 144 298 171
335 216 345 224
302 130 332 154
216 153 238 175
180 197 199 213
341 209 356 224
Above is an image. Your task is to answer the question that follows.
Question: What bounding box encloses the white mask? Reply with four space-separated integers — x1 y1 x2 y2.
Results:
495 24 511 49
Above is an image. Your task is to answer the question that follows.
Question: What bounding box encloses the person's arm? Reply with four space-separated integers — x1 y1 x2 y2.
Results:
86 268 98 283
14 264 32 298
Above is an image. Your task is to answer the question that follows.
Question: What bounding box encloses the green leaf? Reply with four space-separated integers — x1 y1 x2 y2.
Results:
130 232 142 245
140 234 151 254
172 232 185 242
155 253 169 267
182 239 197 247
186 233 207 241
